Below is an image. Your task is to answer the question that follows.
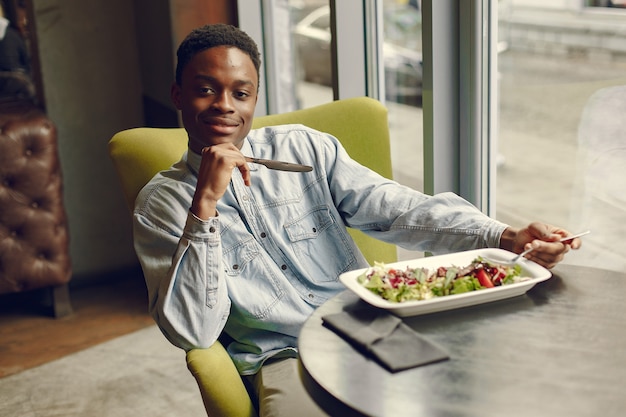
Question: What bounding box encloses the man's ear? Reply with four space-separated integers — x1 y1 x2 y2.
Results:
171 82 182 109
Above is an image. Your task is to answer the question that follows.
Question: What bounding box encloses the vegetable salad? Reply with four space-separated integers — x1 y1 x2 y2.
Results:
357 257 529 303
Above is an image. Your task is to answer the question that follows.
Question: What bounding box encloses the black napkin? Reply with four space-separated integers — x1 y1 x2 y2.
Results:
322 307 449 372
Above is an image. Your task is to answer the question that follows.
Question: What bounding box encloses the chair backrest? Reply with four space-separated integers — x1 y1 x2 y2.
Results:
108 96 396 264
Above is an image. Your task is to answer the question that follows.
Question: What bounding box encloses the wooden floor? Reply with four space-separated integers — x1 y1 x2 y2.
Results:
0 271 155 378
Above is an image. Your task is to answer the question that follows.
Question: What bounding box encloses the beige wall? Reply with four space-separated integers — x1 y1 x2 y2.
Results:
32 0 237 285
34 0 144 283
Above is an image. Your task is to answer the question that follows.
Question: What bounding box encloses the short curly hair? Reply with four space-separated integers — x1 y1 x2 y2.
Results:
175 23 262 87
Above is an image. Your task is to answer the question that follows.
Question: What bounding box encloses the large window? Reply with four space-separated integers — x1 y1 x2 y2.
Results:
496 1 626 271
240 0 626 271
291 1 334 108
240 0 425 260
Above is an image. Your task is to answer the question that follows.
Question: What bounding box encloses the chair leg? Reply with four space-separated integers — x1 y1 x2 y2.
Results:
50 284 73 318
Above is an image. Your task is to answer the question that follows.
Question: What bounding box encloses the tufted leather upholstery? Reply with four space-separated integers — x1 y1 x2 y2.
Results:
0 104 72 315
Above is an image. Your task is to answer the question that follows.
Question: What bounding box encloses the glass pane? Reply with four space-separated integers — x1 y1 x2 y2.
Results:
290 0 333 108
382 0 423 261
496 2 626 271
586 0 626 9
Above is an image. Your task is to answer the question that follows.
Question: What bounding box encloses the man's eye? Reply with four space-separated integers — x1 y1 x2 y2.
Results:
235 91 250 99
200 87 215 94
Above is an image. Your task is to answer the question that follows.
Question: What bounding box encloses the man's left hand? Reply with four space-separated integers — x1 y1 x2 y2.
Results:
500 222 582 269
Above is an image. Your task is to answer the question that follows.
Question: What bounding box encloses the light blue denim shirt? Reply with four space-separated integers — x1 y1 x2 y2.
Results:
133 124 507 375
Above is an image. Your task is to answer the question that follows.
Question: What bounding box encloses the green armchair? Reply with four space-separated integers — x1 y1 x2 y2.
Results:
108 96 397 417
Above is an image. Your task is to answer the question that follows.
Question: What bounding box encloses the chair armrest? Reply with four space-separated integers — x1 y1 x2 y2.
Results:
186 342 258 417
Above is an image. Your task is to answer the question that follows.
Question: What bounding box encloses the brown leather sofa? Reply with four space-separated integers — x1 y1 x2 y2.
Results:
0 103 72 317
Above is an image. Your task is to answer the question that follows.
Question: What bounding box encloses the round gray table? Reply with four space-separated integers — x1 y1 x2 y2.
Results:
298 264 626 417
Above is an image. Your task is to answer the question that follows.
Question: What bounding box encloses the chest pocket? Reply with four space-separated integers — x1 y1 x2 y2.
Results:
223 237 284 319
284 206 356 282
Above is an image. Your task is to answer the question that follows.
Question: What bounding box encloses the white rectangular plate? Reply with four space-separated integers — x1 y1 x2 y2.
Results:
340 248 552 317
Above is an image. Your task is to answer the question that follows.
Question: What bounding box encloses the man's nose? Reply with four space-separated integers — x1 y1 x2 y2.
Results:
212 91 234 111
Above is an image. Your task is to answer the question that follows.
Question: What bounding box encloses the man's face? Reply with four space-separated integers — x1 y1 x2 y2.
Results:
171 46 259 151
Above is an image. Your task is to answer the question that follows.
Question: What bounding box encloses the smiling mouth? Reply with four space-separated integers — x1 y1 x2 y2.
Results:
202 118 241 135
203 117 239 127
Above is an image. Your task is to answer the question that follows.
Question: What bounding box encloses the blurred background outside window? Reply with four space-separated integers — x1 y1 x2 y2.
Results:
288 0 424 196
497 0 626 272
263 0 626 271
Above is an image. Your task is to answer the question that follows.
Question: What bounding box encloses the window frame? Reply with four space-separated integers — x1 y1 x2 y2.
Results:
238 0 497 214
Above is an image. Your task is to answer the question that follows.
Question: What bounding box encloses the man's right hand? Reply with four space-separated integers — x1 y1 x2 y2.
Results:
191 144 251 220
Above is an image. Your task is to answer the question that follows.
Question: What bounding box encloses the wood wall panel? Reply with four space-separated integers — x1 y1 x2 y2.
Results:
171 0 238 50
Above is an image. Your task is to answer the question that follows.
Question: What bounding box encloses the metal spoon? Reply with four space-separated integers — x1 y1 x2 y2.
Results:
489 230 591 265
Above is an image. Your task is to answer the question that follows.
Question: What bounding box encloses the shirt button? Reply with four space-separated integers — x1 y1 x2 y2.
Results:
233 264 239 270
242 195 250 201
312 228 317 233
308 294 314 299
260 232 267 238
281 264 287 270
209 226 216 233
